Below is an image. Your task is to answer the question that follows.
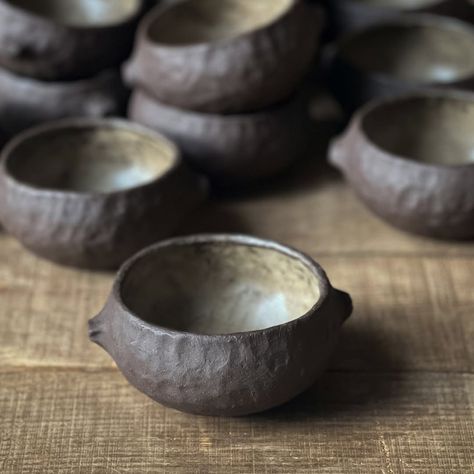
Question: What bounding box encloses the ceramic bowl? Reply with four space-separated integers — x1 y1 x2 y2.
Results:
329 91 474 239
329 15 474 112
123 0 323 113
327 0 472 36
89 234 353 416
0 68 127 136
0 0 144 80
0 118 208 269
128 89 310 184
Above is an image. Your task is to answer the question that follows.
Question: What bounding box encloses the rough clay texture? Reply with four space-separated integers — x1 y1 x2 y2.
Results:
0 69 127 136
326 0 473 36
0 122 207 270
89 236 353 416
124 1 322 113
329 16 474 112
329 95 474 240
0 0 142 80
128 90 310 184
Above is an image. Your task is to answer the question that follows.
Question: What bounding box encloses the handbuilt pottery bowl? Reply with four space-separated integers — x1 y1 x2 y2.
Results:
128 89 310 185
0 0 144 80
0 68 127 136
329 91 474 239
89 234 353 416
329 15 474 112
0 118 207 269
327 0 472 36
124 0 323 113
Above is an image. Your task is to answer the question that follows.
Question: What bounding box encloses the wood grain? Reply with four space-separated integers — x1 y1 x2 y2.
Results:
1 370 473 473
1 121 474 472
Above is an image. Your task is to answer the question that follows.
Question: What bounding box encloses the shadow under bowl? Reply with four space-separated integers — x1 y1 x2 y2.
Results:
123 0 323 113
0 68 128 136
128 89 311 186
0 118 207 269
329 91 474 239
89 234 353 416
329 15 474 112
0 0 144 80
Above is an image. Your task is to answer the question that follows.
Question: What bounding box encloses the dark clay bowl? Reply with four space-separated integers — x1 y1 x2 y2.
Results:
329 91 474 239
0 0 144 80
0 68 127 136
89 234 353 416
124 0 323 113
128 89 310 185
329 15 474 112
327 0 472 36
0 118 208 269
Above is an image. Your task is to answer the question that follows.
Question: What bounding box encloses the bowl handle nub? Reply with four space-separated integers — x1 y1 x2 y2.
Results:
332 288 353 324
328 132 351 172
88 310 107 349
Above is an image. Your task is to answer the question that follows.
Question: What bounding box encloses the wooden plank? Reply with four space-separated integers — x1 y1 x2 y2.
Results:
1 369 473 473
1 233 473 372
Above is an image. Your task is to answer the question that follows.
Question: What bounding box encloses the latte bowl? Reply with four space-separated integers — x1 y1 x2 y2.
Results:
329 15 474 112
0 68 127 136
329 91 474 239
0 0 144 80
124 0 322 113
89 234 353 416
128 89 310 185
0 118 208 269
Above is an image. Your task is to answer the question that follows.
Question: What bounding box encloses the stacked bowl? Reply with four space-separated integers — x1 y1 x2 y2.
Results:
0 0 146 136
325 1 474 240
124 0 324 185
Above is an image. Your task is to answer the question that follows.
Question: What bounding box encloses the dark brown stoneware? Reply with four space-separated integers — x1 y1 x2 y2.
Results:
89 234 353 416
124 0 323 113
0 68 127 136
0 0 144 80
327 0 472 36
329 92 474 239
329 15 474 112
128 89 310 184
0 118 208 269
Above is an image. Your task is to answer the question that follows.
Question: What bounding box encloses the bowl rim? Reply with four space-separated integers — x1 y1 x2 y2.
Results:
113 233 332 339
1 0 143 31
354 89 474 170
138 0 303 51
0 117 182 198
334 0 449 12
334 13 474 86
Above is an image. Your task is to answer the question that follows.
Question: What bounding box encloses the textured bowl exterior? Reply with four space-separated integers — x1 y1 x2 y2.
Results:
329 98 474 239
0 68 127 135
89 235 353 416
0 0 142 80
329 16 474 112
0 120 208 269
327 0 472 36
124 1 322 113
128 90 310 184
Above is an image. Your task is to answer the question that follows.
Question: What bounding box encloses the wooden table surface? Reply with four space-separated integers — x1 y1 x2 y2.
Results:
1 119 474 473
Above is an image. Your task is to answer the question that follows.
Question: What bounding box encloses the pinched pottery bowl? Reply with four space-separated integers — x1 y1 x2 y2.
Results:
0 0 144 80
329 15 474 112
124 0 323 113
89 234 353 416
128 89 310 184
327 0 471 36
0 118 207 269
329 91 474 239
0 68 127 136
